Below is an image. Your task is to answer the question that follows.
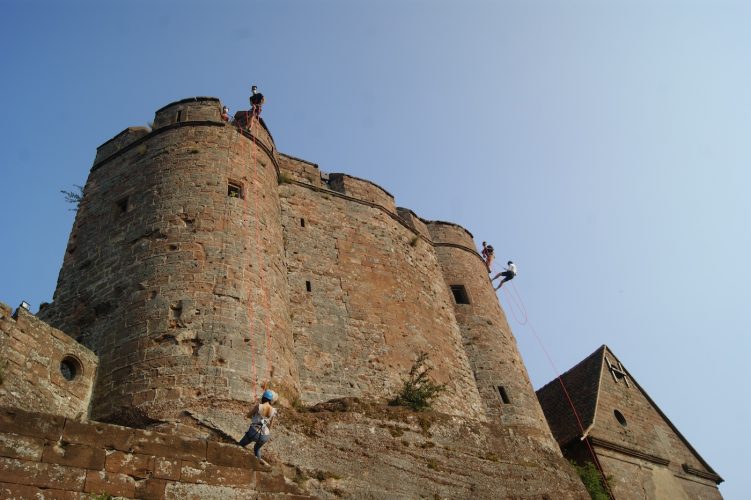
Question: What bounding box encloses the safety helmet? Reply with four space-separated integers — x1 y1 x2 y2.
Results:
262 389 275 402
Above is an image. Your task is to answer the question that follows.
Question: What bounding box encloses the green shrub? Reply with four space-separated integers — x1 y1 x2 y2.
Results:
571 461 610 500
389 352 446 411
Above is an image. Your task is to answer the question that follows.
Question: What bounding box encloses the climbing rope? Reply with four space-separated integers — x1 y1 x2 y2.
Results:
242 110 259 398
491 261 614 498
237 109 274 398
247 110 274 388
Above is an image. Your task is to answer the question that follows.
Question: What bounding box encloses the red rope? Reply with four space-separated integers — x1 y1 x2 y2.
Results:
243 110 259 398
496 276 615 499
247 110 274 387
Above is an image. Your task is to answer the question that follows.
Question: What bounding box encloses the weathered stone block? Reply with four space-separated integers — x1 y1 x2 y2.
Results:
206 440 254 469
0 408 64 441
62 419 133 451
154 456 181 480
0 433 45 461
84 469 136 497
179 460 255 486
0 457 86 490
42 442 105 470
0 481 83 500
132 429 207 461
105 450 154 478
135 477 170 499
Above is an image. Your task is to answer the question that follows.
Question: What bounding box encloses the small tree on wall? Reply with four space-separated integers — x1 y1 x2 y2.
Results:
389 352 446 411
60 185 84 211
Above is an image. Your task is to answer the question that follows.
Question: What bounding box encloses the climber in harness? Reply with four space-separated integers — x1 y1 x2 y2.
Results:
492 261 517 290
481 241 495 272
238 389 277 466
249 85 265 117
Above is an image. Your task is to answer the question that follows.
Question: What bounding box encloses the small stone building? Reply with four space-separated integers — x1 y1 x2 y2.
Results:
536 345 723 499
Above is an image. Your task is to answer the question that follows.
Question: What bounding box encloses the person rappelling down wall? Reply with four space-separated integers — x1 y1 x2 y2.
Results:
237 389 278 466
492 261 517 290
481 241 495 272
249 85 265 117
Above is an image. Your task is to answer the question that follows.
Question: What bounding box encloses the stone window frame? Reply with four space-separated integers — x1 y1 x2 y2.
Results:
227 180 245 199
450 285 471 305
497 385 511 404
60 355 83 382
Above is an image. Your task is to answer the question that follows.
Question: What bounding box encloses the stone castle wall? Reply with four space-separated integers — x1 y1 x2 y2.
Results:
278 157 483 418
0 304 97 420
29 96 590 497
39 95 565 435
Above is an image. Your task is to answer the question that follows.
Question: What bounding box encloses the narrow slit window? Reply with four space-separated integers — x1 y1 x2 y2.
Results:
450 285 470 304
301 218 306 227
228 182 243 199
116 197 129 214
498 386 510 404
305 281 312 292
176 110 183 122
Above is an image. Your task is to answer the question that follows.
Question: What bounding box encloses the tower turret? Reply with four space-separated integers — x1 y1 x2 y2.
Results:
427 221 561 451
41 97 297 423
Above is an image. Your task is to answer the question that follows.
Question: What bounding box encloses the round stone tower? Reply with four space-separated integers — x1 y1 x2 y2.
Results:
427 221 561 451
41 97 297 423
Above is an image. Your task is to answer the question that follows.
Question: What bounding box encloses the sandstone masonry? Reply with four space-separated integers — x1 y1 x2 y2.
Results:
16 96 592 498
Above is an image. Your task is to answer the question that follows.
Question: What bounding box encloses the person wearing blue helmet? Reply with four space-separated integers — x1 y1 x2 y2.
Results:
238 388 278 465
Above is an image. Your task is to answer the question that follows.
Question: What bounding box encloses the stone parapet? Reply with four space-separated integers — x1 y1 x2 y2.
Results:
326 173 396 214
0 406 308 499
0 305 97 420
153 97 224 129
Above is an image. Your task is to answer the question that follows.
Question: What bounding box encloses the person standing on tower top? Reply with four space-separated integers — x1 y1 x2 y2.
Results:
492 261 517 290
249 85 265 117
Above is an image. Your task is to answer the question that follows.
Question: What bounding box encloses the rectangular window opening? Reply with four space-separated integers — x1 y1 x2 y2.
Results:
498 386 511 404
228 182 243 199
300 218 305 227
116 197 129 214
305 281 312 292
176 110 183 122
450 285 470 305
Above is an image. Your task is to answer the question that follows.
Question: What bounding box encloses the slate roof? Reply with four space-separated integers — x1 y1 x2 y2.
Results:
536 345 606 446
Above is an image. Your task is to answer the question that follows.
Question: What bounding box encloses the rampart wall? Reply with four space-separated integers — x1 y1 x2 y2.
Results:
0 406 305 499
0 303 97 420
277 163 483 418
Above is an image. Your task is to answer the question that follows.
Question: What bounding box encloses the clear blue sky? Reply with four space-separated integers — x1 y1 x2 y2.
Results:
1 1 747 496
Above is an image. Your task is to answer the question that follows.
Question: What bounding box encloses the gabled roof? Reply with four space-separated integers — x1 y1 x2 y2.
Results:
536 345 607 445
536 345 722 483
